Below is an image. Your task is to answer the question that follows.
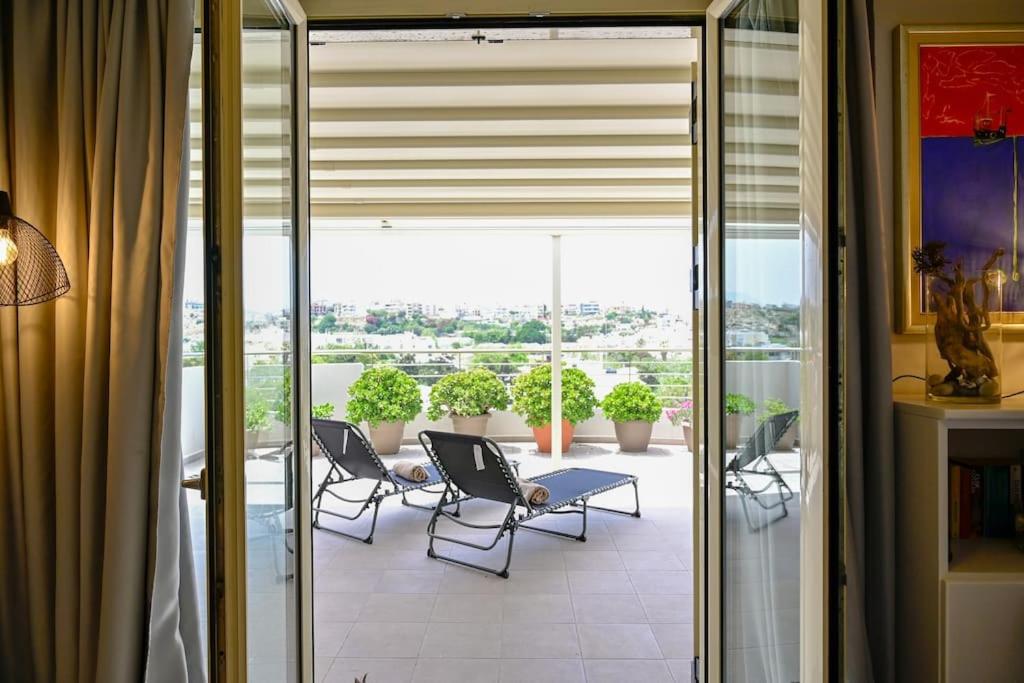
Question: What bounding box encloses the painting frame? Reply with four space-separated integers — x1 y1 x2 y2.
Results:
895 24 1024 332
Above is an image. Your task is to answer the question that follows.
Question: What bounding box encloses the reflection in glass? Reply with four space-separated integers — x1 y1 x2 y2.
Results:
722 2 801 680
242 4 297 680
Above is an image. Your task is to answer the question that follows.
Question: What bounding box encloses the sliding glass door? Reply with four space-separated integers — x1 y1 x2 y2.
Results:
702 0 831 680
200 0 311 679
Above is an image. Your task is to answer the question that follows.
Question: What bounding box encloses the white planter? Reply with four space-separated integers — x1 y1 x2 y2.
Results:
451 413 490 437
368 420 405 455
613 420 654 453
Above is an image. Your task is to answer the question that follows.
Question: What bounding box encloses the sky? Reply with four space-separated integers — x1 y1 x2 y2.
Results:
182 230 802 314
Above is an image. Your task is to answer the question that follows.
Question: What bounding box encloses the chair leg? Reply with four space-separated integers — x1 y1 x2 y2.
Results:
312 480 385 544
400 486 463 517
426 489 517 578
520 501 588 542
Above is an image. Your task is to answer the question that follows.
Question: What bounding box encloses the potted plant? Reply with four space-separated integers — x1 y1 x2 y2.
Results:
426 367 509 436
511 364 597 453
666 398 694 450
725 392 755 449
312 402 336 420
346 366 422 455
759 397 798 450
601 381 663 452
245 391 271 456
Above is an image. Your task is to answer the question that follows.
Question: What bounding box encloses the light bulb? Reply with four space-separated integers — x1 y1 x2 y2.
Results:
0 229 17 267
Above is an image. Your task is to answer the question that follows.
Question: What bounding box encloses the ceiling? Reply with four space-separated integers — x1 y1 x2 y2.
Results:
188 26 800 229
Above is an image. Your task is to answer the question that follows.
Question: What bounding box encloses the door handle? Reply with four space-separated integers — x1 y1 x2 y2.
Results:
181 468 207 500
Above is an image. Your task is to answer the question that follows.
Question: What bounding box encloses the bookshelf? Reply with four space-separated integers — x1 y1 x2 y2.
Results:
895 397 1024 683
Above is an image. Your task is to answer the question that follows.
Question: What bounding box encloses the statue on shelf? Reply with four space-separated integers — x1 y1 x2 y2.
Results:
912 241 1004 401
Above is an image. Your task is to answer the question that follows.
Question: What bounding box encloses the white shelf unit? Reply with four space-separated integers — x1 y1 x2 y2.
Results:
895 397 1024 683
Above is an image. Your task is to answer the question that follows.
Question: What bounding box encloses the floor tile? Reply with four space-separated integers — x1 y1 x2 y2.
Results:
420 622 502 659
567 570 635 595
314 622 353 658
315 593 368 624
638 594 695 624
618 550 685 572
499 658 585 682
576 624 662 659
376 570 443 595
500 622 581 659
317 568 383 594
430 594 503 623
583 658 674 683
412 658 500 683
571 593 647 624
358 594 437 623
325 658 416 683
562 550 625 571
438 569 508 595
665 658 694 682
628 570 692 595
339 622 427 659
501 594 574 624
650 623 694 659
503 570 569 594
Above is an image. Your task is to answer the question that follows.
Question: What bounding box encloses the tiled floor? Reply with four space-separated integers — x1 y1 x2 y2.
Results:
311 442 695 683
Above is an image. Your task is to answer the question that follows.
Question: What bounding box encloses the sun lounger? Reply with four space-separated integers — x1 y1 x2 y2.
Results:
311 419 461 544
418 430 640 578
725 410 798 532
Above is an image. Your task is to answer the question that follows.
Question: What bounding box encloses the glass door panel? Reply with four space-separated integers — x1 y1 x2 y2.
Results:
241 2 299 679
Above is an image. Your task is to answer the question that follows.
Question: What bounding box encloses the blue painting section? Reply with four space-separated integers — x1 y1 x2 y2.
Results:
921 136 1024 312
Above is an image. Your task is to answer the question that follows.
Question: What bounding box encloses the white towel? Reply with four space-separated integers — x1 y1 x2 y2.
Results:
394 460 428 482
518 478 550 505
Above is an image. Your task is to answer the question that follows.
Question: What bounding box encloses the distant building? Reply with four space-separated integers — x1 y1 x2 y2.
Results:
579 301 600 316
311 300 331 316
334 302 360 317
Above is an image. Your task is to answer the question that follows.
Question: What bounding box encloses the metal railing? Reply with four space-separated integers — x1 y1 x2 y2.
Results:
181 345 800 407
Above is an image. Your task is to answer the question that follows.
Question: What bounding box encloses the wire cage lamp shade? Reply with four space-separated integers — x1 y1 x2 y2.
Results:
0 191 70 306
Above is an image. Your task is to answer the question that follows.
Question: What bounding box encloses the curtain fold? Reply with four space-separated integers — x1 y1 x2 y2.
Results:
0 1 199 681
844 0 896 681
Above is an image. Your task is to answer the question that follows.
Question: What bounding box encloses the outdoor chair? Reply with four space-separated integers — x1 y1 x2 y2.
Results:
418 430 641 578
311 419 463 544
725 410 798 532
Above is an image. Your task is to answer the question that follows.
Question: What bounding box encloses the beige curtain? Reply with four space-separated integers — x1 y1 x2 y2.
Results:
0 1 197 681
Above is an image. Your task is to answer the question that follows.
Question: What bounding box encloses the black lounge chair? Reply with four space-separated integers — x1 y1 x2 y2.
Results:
311 419 462 544
418 430 640 578
725 410 798 532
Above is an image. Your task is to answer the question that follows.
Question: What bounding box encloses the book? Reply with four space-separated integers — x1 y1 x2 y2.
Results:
950 465 961 543
1011 464 1022 513
970 466 984 537
983 465 1014 538
960 464 973 538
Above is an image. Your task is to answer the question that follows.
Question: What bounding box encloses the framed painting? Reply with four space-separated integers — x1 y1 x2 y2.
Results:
896 25 1024 332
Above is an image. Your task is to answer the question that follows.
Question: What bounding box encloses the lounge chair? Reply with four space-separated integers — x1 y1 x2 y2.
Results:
725 410 798 532
418 430 640 578
311 419 462 544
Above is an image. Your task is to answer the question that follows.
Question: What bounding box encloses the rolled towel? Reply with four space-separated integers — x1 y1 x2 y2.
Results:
517 478 550 505
394 460 429 482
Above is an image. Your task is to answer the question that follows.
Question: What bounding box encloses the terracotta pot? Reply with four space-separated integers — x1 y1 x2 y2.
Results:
368 420 405 455
532 419 574 454
451 413 491 437
682 423 693 451
245 429 263 457
613 420 654 453
725 413 743 449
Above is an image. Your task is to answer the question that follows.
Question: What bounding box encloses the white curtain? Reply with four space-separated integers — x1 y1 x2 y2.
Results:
0 1 201 681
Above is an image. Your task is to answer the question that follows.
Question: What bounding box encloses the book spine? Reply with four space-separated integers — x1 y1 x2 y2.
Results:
960 465 972 538
1012 464 1022 513
951 465 961 543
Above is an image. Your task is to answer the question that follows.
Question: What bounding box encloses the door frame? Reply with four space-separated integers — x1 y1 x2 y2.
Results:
202 0 311 680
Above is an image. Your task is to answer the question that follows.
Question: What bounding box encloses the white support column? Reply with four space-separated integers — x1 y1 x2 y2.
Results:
551 235 563 464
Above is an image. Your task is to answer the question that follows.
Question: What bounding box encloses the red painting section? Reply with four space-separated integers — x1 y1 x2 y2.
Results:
919 44 1024 138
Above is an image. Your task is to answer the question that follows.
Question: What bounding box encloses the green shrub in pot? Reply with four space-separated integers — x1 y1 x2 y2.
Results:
426 367 509 436
511 364 597 452
724 392 755 449
346 366 423 454
601 381 662 452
